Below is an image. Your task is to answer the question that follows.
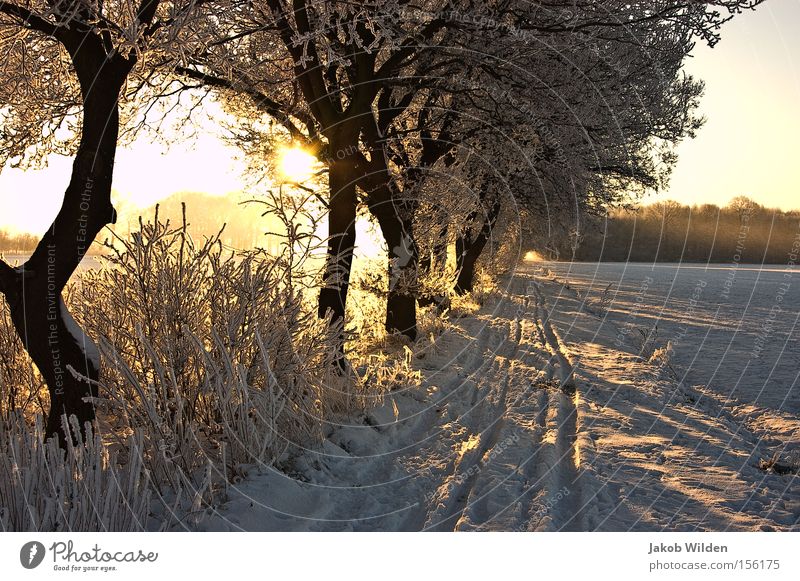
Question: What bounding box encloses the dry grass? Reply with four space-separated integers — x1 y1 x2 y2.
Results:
0 211 375 530
0 202 511 531
0 415 153 531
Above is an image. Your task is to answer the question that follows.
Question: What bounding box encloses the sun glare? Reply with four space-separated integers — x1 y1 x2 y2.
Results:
278 147 318 183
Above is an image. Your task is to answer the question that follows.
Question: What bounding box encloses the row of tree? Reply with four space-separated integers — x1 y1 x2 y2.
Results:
559 197 800 263
0 1 763 441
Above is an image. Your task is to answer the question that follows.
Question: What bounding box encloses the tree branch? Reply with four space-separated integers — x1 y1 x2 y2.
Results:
135 0 161 28
0 1 60 37
175 66 313 143
266 0 339 127
375 17 446 81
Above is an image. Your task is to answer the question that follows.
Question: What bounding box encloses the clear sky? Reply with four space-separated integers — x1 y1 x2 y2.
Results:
0 1 798 235
655 0 800 210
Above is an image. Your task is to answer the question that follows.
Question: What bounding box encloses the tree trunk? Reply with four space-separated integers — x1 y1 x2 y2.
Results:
365 189 419 341
0 47 123 443
455 201 501 295
318 135 360 365
385 216 418 341
431 225 450 273
454 234 471 294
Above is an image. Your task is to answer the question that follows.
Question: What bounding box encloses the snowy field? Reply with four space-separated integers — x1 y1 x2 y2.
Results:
185 263 800 532
541 261 800 415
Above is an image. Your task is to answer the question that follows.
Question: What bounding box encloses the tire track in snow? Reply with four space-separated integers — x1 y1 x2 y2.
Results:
421 308 532 531
202 278 582 531
427 281 586 532
449 312 550 531
531 278 585 531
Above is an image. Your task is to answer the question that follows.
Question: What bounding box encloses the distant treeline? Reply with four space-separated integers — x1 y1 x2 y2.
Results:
574 197 800 264
0 230 38 253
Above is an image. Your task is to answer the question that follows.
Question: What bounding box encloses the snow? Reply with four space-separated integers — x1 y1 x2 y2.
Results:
540 262 800 415
189 263 800 531
530 262 800 530
59 296 100 371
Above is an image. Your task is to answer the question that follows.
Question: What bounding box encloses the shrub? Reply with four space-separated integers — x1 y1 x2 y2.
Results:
1 210 370 530
0 415 152 532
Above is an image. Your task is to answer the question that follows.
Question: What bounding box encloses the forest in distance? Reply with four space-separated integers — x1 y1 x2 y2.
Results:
0 230 38 254
0 192 272 254
7 194 797 267
564 196 800 264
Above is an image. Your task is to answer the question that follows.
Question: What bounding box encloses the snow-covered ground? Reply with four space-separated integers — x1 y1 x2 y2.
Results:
542 261 800 415
189 263 800 531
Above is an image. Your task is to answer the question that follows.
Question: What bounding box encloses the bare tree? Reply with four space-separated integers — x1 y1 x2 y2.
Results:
728 195 760 223
0 0 200 441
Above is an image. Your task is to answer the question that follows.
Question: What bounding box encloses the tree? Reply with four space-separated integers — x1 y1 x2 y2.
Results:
0 0 199 441
176 0 762 349
176 1 459 347
358 0 765 294
728 195 759 223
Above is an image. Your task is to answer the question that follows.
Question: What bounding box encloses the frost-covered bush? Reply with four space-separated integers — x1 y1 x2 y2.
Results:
360 346 421 394
627 324 661 360
75 212 351 479
591 283 615 316
0 209 379 531
0 415 153 532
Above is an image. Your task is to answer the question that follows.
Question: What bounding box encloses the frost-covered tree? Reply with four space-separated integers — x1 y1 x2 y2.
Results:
172 0 761 347
0 0 202 440
387 0 764 292
174 1 456 349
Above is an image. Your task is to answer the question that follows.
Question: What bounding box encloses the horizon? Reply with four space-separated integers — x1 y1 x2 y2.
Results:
3 190 800 238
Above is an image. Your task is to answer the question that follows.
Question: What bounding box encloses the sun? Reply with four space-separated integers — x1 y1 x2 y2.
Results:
277 147 318 183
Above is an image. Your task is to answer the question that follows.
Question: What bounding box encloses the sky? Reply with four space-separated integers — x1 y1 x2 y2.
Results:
655 0 800 210
0 130 247 234
0 1 799 235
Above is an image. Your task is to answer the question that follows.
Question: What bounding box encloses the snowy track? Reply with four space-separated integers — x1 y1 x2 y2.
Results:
193 265 800 532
